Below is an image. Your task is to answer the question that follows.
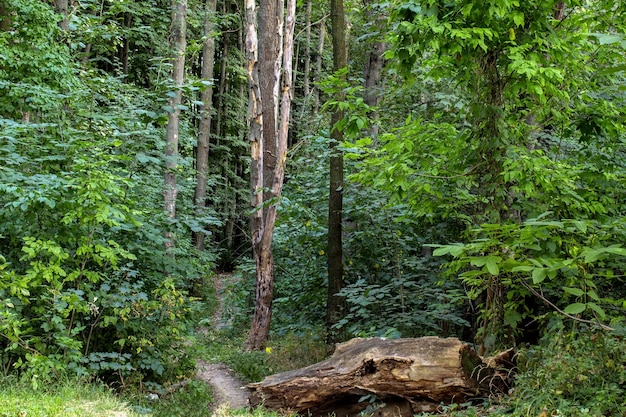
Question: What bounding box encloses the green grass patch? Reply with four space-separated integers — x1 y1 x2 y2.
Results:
0 377 140 417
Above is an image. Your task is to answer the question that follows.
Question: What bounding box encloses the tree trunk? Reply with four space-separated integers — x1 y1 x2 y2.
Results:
216 38 227 139
163 0 187 255
54 0 69 31
363 3 385 137
249 337 514 416
246 0 296 351
326 0 347 345
193 0 217 251
258 0 281 193
303 0 312 97
313 20 325 113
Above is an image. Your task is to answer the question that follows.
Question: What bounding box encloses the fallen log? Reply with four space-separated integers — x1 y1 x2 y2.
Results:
248 337 510 416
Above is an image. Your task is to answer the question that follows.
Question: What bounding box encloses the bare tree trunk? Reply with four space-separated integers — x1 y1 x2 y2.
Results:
164 0 187 255
326 0 347 345
193 0 217 251
313 20 325 113
246 0 296 351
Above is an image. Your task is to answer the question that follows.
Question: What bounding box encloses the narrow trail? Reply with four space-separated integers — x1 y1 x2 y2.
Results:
195 273 251 415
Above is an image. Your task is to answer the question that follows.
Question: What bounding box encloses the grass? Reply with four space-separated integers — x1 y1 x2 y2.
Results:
0 376 214 417
0 377 140 417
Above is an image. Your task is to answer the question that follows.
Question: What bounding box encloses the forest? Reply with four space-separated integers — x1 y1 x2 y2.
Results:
0 0 625 416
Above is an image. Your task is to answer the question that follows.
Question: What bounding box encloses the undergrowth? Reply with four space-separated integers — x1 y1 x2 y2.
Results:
416 326 626 417
201 328 328 383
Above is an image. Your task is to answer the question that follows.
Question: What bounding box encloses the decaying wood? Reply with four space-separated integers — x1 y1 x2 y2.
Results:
249 337 512 416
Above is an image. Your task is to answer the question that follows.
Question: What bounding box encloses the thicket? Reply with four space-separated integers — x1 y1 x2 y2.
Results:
0 0 213 386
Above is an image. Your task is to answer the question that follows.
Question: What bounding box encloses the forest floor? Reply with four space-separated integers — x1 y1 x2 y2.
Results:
196 273 250 414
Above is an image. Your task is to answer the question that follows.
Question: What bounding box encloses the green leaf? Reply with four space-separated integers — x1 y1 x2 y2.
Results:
585 302 606 319
485 258 500 275
603 246 626 257
504 310 522 327
563 303 586 315
563 287 584 297
532 268 547 284
511 265 534 272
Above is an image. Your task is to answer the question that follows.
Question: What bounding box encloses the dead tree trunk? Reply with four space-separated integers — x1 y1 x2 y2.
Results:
245 0 297 350
249 337 512 416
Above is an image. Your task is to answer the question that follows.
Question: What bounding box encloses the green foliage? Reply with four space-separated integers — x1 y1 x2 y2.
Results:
510 329 626 416
0 0 214 386
128 379 214 417
336 0 626 350
432 213 626 349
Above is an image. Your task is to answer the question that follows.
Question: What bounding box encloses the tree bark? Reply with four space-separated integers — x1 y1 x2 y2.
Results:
303 0 312 97
163 0 187 255
193 0 217 251
313 20 325 113
246 0 296 351
362 2 385 137
258 0 281 193
249 337 512 416
326 0 347 345
54 0 69 31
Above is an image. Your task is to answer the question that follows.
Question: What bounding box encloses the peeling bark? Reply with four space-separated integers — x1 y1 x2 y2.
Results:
245 0 296 350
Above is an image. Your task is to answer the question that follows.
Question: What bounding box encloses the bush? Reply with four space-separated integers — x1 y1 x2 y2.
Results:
511 326 626 416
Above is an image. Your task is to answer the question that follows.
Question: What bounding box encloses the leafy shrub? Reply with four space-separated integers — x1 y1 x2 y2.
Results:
511 327 626 416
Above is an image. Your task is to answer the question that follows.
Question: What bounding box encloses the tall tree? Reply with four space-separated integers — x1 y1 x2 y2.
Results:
362 1 386 137
193 0 217 251
313 19 325 113
303 0 312 98
326 0 347 344
245 0 297 350
164 0 187 254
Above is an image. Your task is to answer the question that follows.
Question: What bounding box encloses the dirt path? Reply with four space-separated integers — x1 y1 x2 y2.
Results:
195 273 251 415
196 359 250 412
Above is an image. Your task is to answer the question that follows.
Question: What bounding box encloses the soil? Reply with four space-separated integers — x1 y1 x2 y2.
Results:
196 360 250 411
195 273 251 414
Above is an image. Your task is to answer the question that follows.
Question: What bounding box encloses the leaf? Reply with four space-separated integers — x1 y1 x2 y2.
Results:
504 310 522 327
590 33 624 45
603 246 626 257
485 258 500 275
432 244 465 257
563 287 584 297
532 268 546 284
582 248 602 263
563 302 586 315
585 302 606 319
572 220 587 233
511 265 534 272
